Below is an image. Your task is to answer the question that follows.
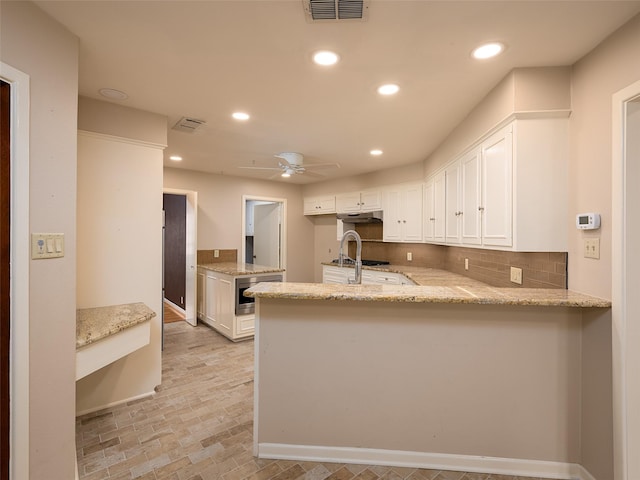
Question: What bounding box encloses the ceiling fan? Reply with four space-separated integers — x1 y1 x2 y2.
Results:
239 152 340 178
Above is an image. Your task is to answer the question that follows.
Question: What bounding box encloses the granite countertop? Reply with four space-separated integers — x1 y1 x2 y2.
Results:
76 302 156 349
198 262 285 276
249 266 611 308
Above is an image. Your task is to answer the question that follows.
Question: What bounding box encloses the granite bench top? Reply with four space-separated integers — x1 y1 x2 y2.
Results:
248 267 611 308
76 302 156 349
198 262 285 276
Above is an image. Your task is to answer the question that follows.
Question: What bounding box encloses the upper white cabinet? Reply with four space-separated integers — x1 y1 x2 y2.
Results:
424 116 567 251
303 195 336 215
336 190 382 213
423 171 445 242
383 183 423 242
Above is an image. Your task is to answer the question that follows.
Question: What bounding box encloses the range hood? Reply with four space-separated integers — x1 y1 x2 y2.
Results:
336 210 383 223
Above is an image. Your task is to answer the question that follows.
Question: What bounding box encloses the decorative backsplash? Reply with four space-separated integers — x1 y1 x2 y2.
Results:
197 249 237 264
349 232 567 289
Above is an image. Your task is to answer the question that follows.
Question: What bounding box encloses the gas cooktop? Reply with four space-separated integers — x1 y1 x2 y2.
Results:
331 258 390 266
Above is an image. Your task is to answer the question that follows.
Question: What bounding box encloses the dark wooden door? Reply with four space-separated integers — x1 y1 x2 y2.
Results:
1 79 11 479
163 194 186 309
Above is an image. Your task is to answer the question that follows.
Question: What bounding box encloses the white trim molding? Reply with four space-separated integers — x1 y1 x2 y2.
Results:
257 443 588 480
0 61 31 480
612 79 640 480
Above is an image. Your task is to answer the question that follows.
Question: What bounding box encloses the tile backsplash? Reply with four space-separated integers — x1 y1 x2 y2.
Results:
197 249 237 264
352 239 567 289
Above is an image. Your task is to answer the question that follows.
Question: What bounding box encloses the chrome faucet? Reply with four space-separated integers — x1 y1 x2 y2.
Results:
339 229 362 284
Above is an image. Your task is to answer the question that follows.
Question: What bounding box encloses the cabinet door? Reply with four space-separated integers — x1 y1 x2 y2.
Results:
445 161 461 243
336 192 362 213
382 188 402 242
423 179 435 241
402 183 423 242
482 126 513 247
304 196 335 215
460 148 482 245
215 276 234 336
360 190 382 211
204 272 218 326
433 171 446 241
197 270 205 320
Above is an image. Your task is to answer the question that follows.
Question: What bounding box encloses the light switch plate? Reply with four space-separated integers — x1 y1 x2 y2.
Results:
584 238 600 259
31 233 64 259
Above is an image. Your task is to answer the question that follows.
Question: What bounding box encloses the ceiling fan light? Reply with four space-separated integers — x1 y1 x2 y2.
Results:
281 171 291 178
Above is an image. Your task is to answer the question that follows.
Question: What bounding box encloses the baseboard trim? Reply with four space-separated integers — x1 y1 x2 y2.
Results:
75 390 155 417
256 443 589 480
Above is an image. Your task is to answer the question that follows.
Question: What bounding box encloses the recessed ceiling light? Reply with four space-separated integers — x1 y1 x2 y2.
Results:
370 149 383 156
377 84 399 96
232 112 250 121
313 50 340 66
169 155 182 161
99 88 128 100
472 42 505 60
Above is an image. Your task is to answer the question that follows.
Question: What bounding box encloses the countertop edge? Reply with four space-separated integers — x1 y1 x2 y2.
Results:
245 282 611 308
198 262 285 276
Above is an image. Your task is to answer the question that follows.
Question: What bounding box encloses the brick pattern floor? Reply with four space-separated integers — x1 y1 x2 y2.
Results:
76 321 547 480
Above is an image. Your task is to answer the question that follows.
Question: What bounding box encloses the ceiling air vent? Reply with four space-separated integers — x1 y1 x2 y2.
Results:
303 0 369 22
172 117 206 133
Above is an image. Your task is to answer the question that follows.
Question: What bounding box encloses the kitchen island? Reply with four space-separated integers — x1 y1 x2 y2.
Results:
246 270 611 480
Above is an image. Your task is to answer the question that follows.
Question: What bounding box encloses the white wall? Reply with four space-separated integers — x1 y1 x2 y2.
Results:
0 2 79 478
75 98 166 414
164 167 316 282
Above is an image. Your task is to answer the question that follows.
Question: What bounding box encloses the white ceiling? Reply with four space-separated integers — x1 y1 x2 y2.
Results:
36 0 640 184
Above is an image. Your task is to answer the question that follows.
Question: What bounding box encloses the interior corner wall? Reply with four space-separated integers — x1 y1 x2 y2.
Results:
568 13 640 300
0 2 79 478
76 102 165 413
163 167 316 282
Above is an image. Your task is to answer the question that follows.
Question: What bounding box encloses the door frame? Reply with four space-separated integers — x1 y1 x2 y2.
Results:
241 195 287 276
612 79 640 480
163 188 198 326
0 62 30 480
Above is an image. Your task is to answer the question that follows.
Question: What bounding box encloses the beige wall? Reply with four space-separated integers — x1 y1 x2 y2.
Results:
0 2 79 478
569 14 640 299
257 299 583 469
76 126 165 413
163 168 316 282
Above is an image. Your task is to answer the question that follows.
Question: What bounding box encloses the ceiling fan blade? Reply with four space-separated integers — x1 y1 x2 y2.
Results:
301 162 341 169
237 166 282 171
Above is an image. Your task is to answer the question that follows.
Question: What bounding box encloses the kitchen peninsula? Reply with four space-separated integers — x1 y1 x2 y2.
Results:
247 269 610 480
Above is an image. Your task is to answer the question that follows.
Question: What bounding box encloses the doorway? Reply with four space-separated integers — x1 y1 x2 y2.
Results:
1 61 30 480
242 195 286 271
612 81 640 480
163 188 198 327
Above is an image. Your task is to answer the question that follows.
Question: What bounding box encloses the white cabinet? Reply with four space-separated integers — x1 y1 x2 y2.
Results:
336 190 381 213
424 171 445 242
197 268 206 320
443 147 483 245
480 126 512 247
382 183 423 242
424 116 567 251
323 265 413 285
304 196 336 215
322 265 355 284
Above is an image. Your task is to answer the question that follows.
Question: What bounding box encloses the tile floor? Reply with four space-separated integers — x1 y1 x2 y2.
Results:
76 321 547 480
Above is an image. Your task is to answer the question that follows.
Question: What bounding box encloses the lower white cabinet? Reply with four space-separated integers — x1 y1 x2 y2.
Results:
322 265 414 285
198 268 255 341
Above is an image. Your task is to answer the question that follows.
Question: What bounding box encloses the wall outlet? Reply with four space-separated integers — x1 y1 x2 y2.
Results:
464 258 469 270
407 252 412 261
510 266 523 285
214 249 220 258
584 238 600 259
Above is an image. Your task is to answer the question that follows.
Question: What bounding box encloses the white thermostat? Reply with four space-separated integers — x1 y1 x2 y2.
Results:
576 213 601 230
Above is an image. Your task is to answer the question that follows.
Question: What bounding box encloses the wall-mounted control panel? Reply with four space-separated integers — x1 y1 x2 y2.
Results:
576 213 601 230
31 233 65 259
